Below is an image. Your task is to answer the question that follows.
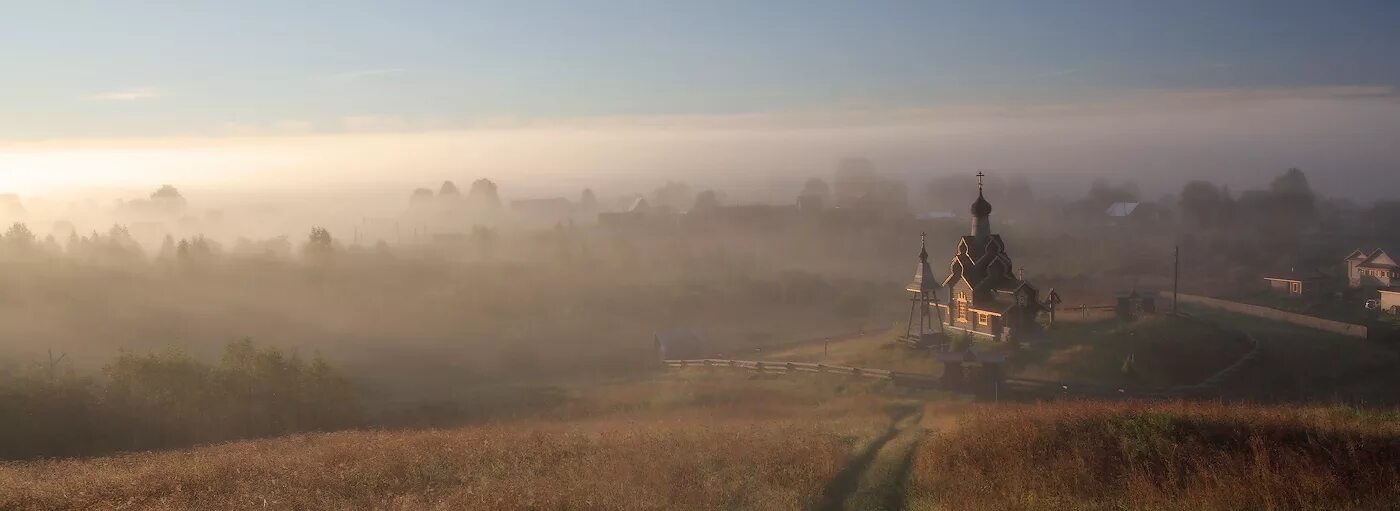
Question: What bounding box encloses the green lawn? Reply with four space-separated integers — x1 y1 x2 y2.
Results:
1234 291 1377 325
1183 305 1400 404
1014 314 1251 389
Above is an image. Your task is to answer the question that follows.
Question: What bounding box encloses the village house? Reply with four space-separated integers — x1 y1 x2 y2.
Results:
1346 248 1398 288
598 197 657 230
1263 268 1326 299
1380 288 1400 315
934 173 1050 344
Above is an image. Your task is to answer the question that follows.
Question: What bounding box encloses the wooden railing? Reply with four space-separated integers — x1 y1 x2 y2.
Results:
664 359 893 379
664 358 1174 399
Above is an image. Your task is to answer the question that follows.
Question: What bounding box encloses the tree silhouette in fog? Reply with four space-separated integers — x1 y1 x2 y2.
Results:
4 222 35 251
305 227 334 258
692 190 721 213
650 181 694 212
833 157 879 208
1180 180 1228 229
438 181 462 199
409 188 435 207
580 188 599 212
467 179 502 214
149 185 188 214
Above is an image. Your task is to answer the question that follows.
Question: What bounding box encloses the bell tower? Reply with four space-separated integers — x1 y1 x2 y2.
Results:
901 233 945 347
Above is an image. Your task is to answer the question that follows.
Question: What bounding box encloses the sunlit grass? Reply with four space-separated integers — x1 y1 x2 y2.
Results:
0 371 907 510
908 401 1400 511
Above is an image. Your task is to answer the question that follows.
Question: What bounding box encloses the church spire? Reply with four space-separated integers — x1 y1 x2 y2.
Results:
971 171 993 238
907 232 936 294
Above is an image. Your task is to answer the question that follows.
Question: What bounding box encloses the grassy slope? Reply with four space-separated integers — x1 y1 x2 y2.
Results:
763 313 1252 391
758 330 947 374
1185 306 1400 404
7 315 1400 511
1015 314 1252 389
907 401 1400 511
0 371 915 511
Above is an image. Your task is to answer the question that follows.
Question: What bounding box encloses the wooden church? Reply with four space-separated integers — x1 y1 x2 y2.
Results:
919 173 1054 344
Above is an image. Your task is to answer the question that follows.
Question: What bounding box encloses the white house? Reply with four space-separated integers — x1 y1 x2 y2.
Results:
1346 248 1398 288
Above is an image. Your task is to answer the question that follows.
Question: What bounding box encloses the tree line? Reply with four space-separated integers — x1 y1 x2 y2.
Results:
0 339 358 460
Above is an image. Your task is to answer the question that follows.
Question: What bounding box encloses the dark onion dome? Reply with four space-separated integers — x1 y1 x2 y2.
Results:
971 190 992 217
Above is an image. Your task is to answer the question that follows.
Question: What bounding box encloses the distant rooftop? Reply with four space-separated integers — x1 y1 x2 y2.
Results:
1105 202 1139 217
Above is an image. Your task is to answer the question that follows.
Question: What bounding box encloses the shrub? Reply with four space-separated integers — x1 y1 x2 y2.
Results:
0 340 359 460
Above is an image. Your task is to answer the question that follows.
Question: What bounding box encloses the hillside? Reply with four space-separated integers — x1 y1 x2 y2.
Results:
0 372 921 510
908 401 1400 510
761 313 1254 391
5 369 1400 510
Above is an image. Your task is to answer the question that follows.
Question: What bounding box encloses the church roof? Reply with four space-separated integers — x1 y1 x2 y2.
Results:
907 235 940 293
908 258 939 293
969 296 1018 314
933 173 1052 314
971 190 992 217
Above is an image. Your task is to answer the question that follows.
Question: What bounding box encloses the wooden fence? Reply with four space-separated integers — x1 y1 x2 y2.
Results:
662 359 946 388
665 359 891 379
662 359 1165 398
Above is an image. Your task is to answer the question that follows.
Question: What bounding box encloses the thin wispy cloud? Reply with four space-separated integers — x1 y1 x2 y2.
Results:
322 68 405 82
84 87 163 101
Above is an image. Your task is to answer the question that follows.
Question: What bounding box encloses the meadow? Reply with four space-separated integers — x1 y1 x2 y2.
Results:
0 372 915 510
908 401 1400 511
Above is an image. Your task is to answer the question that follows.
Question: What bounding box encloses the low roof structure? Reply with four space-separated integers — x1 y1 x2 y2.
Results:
1263 268 1326 283
1105 202 1139 217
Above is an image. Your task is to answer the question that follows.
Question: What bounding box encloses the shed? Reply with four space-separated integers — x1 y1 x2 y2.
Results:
936 349 1007 394
1263 268 1325 298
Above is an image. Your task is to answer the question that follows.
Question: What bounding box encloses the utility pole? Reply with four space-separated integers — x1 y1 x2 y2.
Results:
46 348 66 384
1173 245 1180 315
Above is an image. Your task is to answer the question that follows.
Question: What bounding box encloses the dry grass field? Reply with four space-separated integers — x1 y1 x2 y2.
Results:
8 365 1400 510
0 371 910 511
758 330 948 375
907 401 1400 511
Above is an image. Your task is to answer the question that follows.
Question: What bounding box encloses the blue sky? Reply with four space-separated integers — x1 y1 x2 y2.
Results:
4 0 1399 139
